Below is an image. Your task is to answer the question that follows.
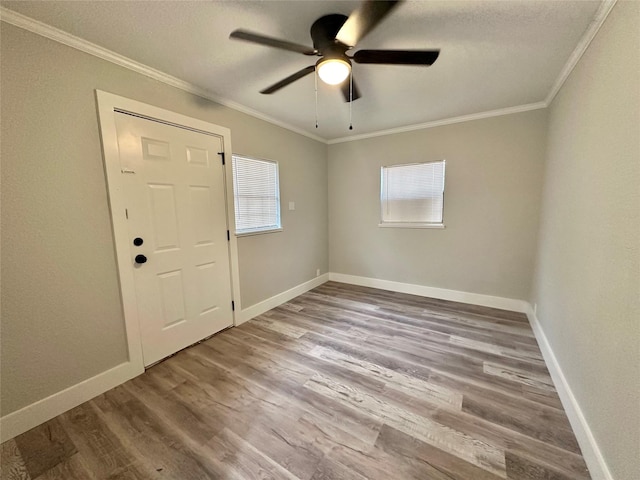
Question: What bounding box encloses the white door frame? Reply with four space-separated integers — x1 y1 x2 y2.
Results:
95 90 242 373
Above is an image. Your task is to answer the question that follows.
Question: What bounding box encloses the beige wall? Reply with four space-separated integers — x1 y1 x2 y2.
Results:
530 2 640 479
0 24 328 416
328 109 547 300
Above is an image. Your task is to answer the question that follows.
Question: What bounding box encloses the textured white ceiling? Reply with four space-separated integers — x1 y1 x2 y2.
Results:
2 1 603 141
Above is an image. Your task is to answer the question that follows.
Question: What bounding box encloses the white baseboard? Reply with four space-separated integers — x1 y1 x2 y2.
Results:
0 361 142 443
328 272 528 313
236 273 330 325
525 305 612 480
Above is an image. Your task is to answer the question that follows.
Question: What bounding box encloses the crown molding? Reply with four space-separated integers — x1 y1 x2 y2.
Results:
544 0 617 105
326 102 548 144
1 1 617 146
0 7 326 144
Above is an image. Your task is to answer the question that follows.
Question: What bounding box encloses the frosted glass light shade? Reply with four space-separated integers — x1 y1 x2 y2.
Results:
317 58 351 85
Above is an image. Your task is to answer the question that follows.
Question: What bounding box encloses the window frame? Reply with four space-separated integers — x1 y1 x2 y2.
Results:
232 154 282 237
379 159 446 229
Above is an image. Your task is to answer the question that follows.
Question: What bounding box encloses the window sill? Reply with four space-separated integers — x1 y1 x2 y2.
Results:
235 227 283 237
378 223 445 229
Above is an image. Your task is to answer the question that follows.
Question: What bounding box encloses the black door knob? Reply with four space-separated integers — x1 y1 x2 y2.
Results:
135 254 147 264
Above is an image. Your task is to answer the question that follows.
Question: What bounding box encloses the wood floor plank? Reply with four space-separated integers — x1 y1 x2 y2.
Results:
193 331 385 448
57 402 153 479
483 362 555 390
124 373 220 446
316 283 528 323
36 455 98 480
305 372 507 477
321 293 534 339
309 457 368 480
328 441 458 480
293 411 376 456
1 281 588 480
251 314 552 424
256 317 309 339
425 370 564 425
172 328 384 455
91 391 221 479
169 350 268 412
461 393 578 452
345 323 549 375
205 428 301 480
449 336 544 363
265 308 353 334
521 385 565 410
213 327 388 394
307 344 463 409
432 408 590 479
0 439 31 480
12 418 77 479
505 450 583 480
300 329 533 400
223 405 324 480
164 357 326 480
305 289 538 345
287 292 539 363
278 302 305 313
375 424 504 480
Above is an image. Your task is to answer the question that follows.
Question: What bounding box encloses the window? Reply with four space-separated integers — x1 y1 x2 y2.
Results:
232 154 281 235
380 160 446 228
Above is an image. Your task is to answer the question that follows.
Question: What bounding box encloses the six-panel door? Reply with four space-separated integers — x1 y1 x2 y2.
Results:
115 112 233 366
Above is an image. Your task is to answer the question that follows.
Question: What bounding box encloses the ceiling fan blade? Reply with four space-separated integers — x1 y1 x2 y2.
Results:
335 1 401 47
230 30 317 55
340 77 362 102
353 49 440 65
260 65 316 94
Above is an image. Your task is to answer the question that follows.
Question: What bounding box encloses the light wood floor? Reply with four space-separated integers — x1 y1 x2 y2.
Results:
1 282 590 480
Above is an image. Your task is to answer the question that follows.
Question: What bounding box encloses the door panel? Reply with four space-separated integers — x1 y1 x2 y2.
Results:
148 184 180 250
114 112 233 366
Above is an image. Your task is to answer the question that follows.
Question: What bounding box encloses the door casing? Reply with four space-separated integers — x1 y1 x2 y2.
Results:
96 90 242 373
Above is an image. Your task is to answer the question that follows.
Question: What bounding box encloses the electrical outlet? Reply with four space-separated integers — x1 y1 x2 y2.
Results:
289 201 295 211
316 268 320 277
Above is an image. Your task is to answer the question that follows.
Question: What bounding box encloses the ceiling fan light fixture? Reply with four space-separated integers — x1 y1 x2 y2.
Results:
317 58 351 85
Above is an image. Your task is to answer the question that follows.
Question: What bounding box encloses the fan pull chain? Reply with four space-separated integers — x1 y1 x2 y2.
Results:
349 70 353 130
315 71 319 129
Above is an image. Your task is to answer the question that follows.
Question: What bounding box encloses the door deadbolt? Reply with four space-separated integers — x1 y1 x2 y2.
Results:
133 237 144 246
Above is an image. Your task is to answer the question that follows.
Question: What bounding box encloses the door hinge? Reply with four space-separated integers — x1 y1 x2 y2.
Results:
218 151 225 165
227 230 230 241
231 301 235 311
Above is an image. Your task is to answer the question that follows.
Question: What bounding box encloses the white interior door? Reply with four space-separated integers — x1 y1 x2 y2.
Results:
114 112 233 366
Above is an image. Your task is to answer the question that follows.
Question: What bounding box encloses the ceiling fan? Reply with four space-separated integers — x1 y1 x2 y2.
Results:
229 0 440 102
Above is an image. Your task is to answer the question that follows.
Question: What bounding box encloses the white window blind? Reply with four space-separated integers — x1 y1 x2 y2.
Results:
381 160 446 226
232 155 281 235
